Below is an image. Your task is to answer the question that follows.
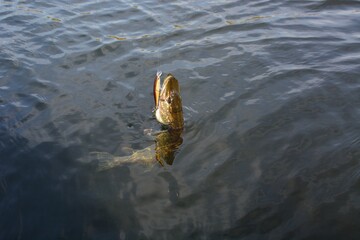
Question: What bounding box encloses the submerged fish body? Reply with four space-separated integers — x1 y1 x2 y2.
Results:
94 129 183 170
93 72 184 170
155 128 183 166
92 146 155 171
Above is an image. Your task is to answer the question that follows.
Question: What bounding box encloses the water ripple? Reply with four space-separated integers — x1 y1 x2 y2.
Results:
1 0 360 239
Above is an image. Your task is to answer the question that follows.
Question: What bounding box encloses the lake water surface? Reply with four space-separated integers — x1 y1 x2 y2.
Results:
1 0 360 239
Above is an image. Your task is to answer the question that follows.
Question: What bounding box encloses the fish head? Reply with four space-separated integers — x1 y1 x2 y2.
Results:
153 73 184 130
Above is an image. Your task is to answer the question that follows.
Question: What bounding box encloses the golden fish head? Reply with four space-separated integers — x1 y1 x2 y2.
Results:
153 73 184 130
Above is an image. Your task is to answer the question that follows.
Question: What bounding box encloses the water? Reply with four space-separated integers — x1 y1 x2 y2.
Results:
1 0 360 239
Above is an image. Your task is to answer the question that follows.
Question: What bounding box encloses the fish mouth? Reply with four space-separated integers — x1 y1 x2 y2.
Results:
153 72 162 108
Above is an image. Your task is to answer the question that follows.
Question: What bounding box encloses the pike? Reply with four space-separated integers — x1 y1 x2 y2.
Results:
91 72 184 169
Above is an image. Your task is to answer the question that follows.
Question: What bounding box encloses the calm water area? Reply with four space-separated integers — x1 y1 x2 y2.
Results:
1 0 360 239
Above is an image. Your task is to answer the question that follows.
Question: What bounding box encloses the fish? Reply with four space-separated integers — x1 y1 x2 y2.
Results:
92 72 184 170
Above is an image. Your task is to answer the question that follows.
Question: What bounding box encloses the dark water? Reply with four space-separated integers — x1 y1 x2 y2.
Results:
1 0 360 239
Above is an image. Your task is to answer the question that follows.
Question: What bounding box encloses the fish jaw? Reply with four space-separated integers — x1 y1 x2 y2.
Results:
153 71 162 108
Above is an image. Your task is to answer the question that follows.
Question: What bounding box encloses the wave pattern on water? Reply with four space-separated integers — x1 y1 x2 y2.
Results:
1 0 360 239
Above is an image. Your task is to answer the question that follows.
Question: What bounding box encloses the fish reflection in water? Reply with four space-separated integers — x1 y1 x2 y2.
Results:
91 72 184 170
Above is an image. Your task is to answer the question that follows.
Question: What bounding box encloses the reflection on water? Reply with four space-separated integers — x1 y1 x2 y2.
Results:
1 0 360 239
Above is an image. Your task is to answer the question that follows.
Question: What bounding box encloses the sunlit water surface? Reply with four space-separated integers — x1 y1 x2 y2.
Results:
1 0 360 239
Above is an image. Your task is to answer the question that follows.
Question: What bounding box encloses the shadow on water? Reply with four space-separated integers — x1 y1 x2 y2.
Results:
0 130 148 240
